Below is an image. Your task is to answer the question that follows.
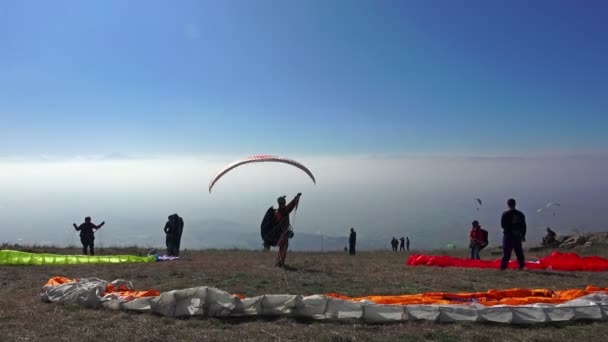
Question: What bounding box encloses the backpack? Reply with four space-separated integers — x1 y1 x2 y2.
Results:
260 207 280 246
175 216 184 236
479 228 489 250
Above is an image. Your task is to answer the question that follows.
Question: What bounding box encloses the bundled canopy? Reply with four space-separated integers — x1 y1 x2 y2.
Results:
41 277 608 324
407 252 608 272
0 250 159 265
208 155 316 192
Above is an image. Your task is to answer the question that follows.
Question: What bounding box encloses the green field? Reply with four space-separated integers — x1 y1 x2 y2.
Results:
1 246 608 341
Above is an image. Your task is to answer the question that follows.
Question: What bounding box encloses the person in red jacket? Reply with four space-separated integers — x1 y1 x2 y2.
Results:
469 220 484 260
275 193 301 267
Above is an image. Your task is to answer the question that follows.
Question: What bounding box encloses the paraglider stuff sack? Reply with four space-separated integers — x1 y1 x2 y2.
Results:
479 229 489 250
261 207 280 246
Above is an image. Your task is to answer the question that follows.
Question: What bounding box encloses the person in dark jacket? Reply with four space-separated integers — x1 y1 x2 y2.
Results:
275 193 301 267
164 214 184 256
73 217 105 255
399 237 405 251
542 227 558 247
406 236 410 251
391 237 398 252
500 199 527 270
348 228 356 255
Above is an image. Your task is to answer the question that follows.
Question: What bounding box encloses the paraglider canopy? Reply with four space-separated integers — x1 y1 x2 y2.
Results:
474 198 482 210
208 155 316 192
538 202 561 216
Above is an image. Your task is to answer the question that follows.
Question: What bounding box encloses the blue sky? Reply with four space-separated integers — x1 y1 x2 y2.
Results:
1 0 607 157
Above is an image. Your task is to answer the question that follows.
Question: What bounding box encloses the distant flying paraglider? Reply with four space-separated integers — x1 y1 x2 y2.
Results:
538 202 561 217
208 155 316 192
475 198 482 210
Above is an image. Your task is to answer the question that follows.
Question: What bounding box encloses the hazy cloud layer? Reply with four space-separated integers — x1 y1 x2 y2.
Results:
1 155 607 249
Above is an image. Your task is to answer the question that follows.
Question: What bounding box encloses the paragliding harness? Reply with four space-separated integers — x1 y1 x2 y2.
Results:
479 228 489 250
261 207 294 247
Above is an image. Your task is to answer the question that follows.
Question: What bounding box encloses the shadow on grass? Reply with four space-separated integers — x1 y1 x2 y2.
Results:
125 309 602 330
281 265 324 273
527 270 584 278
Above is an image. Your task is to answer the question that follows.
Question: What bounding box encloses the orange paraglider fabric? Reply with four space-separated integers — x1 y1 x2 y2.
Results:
44 277 607 306
44 277 160 299
326 286 608 306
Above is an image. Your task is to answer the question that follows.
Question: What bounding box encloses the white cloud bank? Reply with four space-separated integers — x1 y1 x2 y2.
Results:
0 154 606 248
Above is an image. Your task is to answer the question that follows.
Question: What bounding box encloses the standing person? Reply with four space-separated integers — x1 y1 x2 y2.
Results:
500 198 527 270
469 221 483 260
73 217 105 256
348 228 357 255
399 237 405 251
275 193 301 267
406 237 410 251
164 214 184 256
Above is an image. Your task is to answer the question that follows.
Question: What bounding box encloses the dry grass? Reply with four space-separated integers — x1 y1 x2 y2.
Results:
1 246 608 341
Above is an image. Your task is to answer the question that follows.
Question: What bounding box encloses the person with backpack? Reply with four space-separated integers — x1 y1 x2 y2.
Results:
348 228 356 255
469 220 484 260
274 193 301 267
542 227 558 247
73 217 105 256
164 214 184 256
500 198 527 270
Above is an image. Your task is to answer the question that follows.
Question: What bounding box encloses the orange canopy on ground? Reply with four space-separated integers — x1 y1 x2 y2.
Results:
45 277 607 306
44 277 160 298
326 286 608 306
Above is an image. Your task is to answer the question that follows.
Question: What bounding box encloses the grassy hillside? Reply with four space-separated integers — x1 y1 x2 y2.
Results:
1 246 608 341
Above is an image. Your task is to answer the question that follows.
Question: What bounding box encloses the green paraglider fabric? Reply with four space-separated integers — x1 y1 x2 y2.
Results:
0 250 155 265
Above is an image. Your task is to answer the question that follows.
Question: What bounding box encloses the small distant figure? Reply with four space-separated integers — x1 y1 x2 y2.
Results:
391 237 398 252
349 228 356 256
73 217 105 256
500 198 527 270
399 237 405 251
344 246 348 252
542 227 558 247
469 220 484 260
164 214 184 256
406 236 410 251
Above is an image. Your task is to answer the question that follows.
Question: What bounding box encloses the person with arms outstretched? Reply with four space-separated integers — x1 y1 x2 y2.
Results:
73 217 105 255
